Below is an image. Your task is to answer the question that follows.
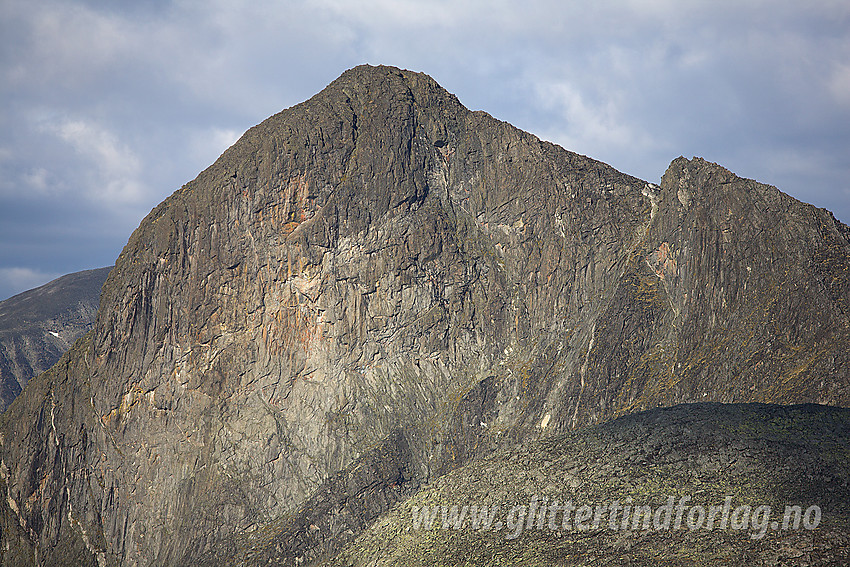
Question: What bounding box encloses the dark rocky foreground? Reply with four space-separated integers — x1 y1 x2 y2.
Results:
0 65 848 566
329 403 850 567
0 267 111 412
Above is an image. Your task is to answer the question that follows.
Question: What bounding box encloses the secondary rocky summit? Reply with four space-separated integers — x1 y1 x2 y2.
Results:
1 65 848 566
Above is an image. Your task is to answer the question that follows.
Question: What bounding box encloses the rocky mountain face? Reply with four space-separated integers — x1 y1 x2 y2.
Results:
0 267 111 412
0 65 848 566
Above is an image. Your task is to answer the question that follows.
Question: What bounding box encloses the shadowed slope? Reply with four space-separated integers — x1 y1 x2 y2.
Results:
331 403 850 567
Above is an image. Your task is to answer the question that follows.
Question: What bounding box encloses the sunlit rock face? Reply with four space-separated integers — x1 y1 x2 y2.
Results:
0 65 847 566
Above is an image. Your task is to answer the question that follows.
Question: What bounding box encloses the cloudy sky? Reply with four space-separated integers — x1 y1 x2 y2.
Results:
1 0 849 300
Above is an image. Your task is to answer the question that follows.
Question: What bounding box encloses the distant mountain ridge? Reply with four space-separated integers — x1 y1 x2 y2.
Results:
0 65 848 566
0 267 111 412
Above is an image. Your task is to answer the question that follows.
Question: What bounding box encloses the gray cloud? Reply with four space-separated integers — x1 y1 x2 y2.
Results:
0 268 62 300
1 0 848 299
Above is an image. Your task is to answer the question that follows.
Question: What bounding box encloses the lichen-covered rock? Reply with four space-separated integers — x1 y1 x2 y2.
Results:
0 65 847 566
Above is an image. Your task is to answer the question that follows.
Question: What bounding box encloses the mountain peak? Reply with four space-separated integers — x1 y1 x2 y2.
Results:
1 67 848 566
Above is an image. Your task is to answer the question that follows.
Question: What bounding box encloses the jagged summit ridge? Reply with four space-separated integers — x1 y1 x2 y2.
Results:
1 65 848 566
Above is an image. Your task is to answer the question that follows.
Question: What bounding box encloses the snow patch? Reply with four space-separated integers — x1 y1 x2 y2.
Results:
641 183 660 220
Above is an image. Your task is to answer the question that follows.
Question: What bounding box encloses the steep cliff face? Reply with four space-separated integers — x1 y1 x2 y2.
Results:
0 65 848 566
0 267 111 412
